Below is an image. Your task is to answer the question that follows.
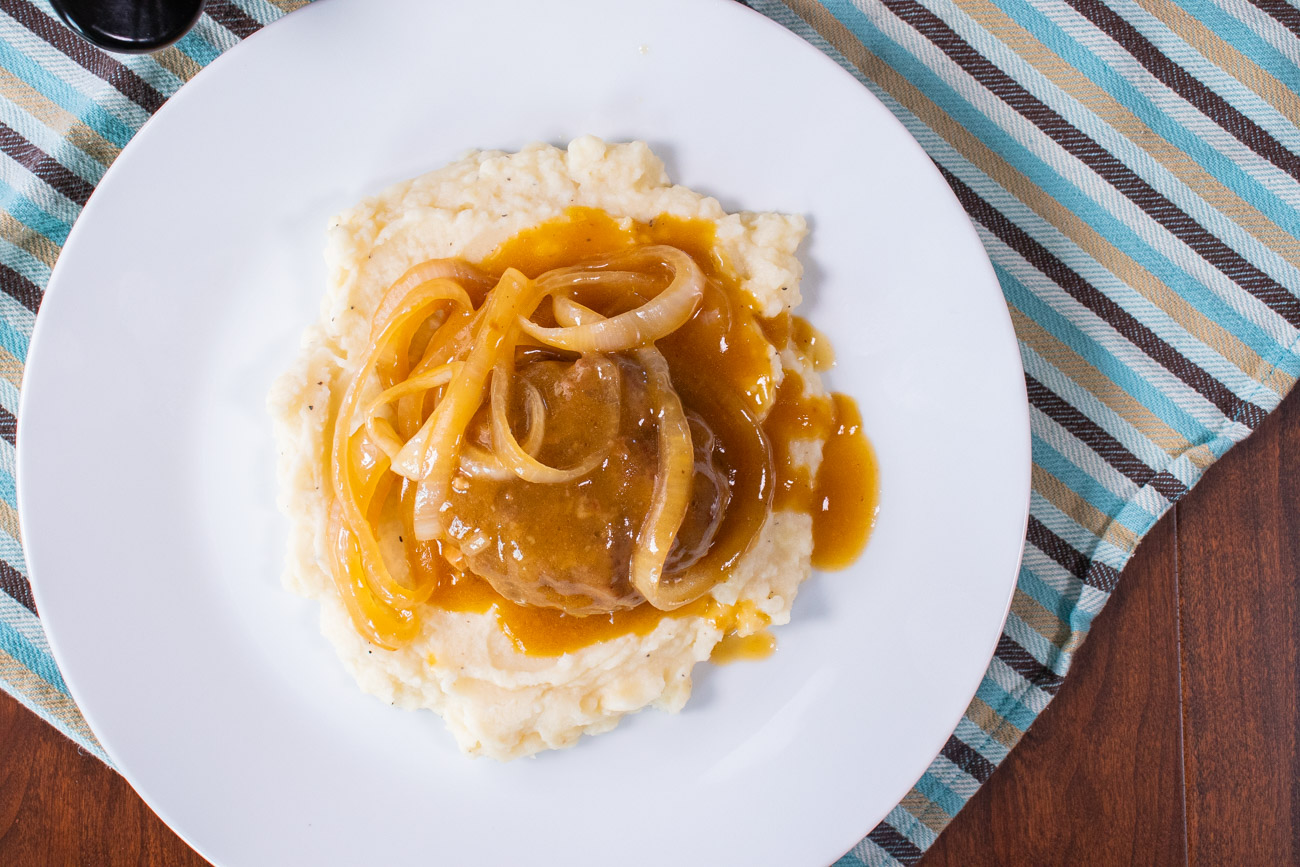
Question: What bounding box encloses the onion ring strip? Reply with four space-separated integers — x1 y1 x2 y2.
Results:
459 381 548 481
629 347 696 608
405 269 538 540
519 246 703 353
398 306 478 439
370 259 492 331
331 283 471 621
328 502 418 650
489 354 608 484
363 364 457 463
535 268 660 299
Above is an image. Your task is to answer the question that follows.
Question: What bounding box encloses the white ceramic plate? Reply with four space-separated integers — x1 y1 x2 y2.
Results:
17 1 1029 864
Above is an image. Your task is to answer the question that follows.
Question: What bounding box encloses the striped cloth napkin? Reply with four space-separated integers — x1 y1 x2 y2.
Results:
1 0 1298 863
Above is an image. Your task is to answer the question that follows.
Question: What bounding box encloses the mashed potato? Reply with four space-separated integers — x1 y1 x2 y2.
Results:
270 137 827 759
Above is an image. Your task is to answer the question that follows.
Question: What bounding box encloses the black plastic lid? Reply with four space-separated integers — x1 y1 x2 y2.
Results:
51 0 205 54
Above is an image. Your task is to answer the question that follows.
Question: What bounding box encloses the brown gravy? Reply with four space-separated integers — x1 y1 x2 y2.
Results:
424 207 877 655
710 630 778 664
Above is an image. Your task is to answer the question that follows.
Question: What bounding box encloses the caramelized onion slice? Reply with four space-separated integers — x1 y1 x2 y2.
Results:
489 355 609 484
457 445 514 481
370 259 492 332
327 502 419 650
519 246 703 353
628 346 697 609
363 363 456 464
458 380 548 481
331 283 471 615
337 432 437 609
518 379 547 457
535 268 660 298
408 269 539 540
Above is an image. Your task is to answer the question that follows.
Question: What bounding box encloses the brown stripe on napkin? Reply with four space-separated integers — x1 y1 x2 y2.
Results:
1147 470 1190 502
1026 376 1189 501
866 824 925 865
939 165 1269 428
204 0 264 40
1247 0 1300 38
0 122 93 207
0 403 15 447
940 735 998 783
0 262 42 313
995 634 1065 694
0 0 165 113
882 0 1300 333
1027 516 1121 593
0 558 33 612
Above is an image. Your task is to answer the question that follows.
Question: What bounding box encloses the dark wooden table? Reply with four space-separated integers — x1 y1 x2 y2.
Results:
3 391 1298 866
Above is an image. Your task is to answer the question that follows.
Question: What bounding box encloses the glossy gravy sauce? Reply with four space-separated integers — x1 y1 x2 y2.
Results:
710 630 778 664
424 207 878 656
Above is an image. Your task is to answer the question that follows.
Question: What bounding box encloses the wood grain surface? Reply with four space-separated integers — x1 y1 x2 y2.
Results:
3 390 1298 865
923 387 1300 867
